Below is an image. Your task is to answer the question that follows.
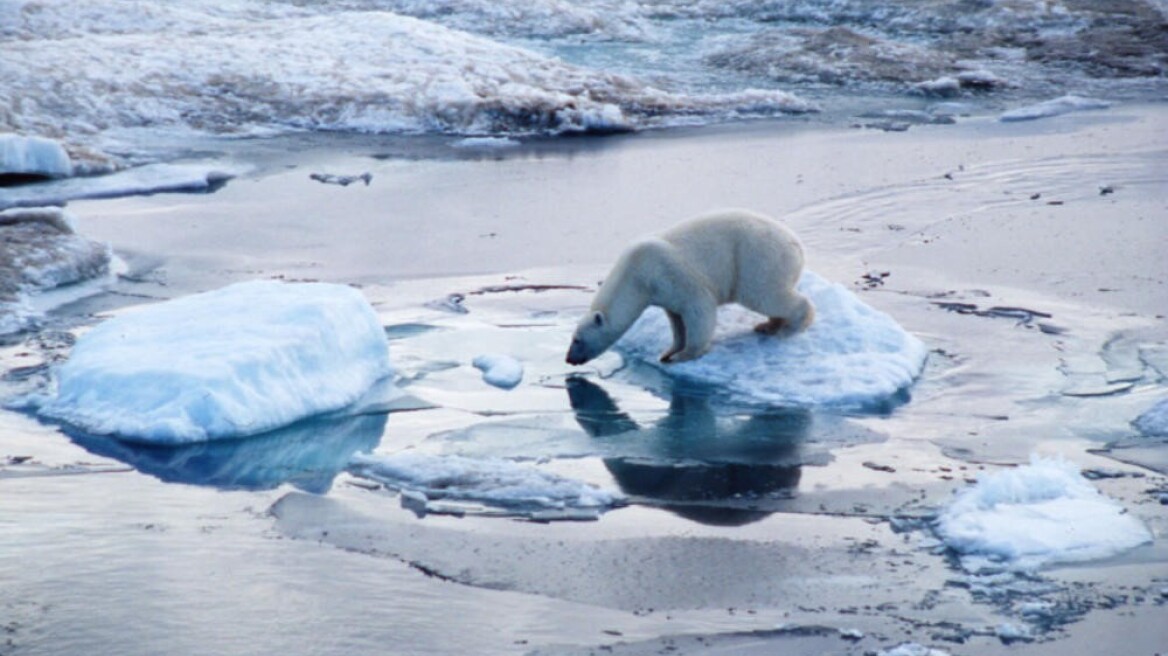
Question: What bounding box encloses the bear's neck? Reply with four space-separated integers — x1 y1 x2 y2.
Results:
594 251 652 337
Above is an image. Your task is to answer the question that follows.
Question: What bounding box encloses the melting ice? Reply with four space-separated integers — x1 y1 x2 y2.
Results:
32 281 393 444
348 451 623 518
0 207 112 335
934 456 1152 573
615 271 928 410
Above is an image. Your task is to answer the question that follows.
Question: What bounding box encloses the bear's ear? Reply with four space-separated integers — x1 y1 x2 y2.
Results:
592 311 605 328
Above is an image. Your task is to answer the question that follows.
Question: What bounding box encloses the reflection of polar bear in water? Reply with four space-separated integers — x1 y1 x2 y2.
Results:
566 209 814 365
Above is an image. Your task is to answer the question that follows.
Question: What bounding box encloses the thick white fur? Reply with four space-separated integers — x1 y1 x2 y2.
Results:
566 209 814 364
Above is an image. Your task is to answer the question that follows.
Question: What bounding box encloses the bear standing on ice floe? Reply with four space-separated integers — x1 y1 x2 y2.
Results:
566 209 814 365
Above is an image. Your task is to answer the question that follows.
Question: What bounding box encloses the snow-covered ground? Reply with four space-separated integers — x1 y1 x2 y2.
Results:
29 281 393 443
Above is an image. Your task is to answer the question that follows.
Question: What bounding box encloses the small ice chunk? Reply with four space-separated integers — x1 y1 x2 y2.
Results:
999 95 1111 122
615 271 927 409
348 452 622 513
1133 398 1168 436
934 456 1152 572
452 137 520 149
37 281 392 444
472 353 523 389
995 622 1034 643
878 643 952 656
0 134 72 179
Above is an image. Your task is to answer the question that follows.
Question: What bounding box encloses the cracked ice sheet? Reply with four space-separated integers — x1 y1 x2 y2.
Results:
271 490 964 617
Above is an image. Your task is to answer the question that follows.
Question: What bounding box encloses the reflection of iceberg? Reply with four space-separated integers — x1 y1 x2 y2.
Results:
67 412 387 493
615 271 927 411
566 376 807 526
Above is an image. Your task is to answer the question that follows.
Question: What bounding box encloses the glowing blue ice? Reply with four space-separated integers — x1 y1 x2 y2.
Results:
37 281 392 444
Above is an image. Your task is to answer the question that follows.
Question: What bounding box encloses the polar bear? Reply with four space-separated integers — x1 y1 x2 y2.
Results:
566 209 814 365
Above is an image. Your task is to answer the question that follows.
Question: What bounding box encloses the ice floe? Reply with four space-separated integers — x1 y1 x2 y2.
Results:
0 134 72 180
614 271 928 410
1133 398 1168 436
472 353 524 389
999 95 1112 122
348 451 622 517
0 207 112 335
934 456 1152 573
0 162 245 211
34 281 393 444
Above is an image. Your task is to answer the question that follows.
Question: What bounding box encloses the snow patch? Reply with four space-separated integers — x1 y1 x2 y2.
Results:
1133 398 1168 436
0 134 72 179
35 281 393 444
615 271 927 409
999 95 1111 122
934 456 1152 572
472 353 524 389
348 451 622 516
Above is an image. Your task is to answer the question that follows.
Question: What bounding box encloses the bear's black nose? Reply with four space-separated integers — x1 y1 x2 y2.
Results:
566 339 589 365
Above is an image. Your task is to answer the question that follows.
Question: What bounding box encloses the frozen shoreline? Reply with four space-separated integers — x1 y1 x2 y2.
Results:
2 104 1166 655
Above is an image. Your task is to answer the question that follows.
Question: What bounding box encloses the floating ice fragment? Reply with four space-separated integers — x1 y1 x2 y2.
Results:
472 353 524 389
452 137 520 149
934 456 1152 572
1133 398 1168 436
615 271 927 409
36 281 393 444
0 162 245 211
877 643 951 656
348 451 622 516
0 207 113 335
0 134 72 180
999 95 1111 122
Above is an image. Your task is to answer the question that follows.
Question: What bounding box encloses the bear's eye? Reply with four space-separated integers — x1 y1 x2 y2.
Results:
593 312 604 327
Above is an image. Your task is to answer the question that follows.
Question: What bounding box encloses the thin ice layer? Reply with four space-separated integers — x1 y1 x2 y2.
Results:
999 95 1111 122
349 451 622 513
37 281 392 444
934 456 1152 572
1133 398 1168 436
615 271 928 409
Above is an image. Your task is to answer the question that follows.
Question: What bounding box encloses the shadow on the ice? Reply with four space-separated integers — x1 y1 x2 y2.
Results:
65 412 386 493
566 376 806 526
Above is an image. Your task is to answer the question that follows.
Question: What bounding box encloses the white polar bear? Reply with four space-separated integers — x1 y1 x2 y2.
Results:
566 209 814 365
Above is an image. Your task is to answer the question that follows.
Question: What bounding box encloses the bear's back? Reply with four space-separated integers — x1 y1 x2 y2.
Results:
659 209 803 302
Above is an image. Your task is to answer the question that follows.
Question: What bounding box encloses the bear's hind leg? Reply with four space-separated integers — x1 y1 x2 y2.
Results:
754 317 787 335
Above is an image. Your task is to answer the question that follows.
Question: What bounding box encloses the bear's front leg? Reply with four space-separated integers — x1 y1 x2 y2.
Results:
660 310 686 363
662 302 716 363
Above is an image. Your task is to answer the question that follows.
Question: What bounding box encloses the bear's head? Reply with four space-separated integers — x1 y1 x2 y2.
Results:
566 310 618 365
